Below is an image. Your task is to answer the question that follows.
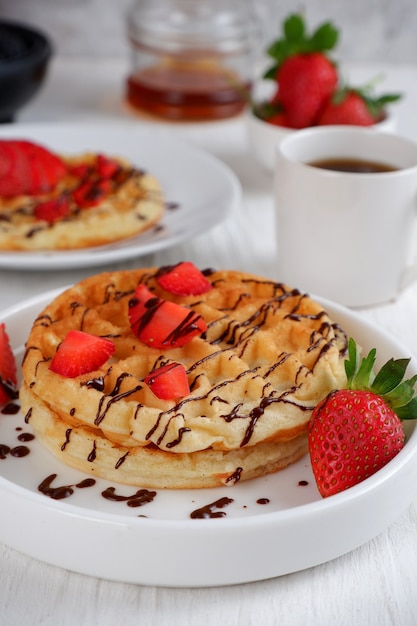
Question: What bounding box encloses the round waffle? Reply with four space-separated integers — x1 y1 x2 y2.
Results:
0 153 164 251
20 267 348 488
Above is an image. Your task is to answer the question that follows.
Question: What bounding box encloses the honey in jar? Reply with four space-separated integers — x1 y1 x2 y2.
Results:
126 0 259 121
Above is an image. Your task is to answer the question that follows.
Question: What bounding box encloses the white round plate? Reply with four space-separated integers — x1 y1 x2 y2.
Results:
0 122 241 270
1 289 417 587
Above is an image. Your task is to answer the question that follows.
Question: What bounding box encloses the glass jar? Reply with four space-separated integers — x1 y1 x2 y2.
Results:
125 0 259 121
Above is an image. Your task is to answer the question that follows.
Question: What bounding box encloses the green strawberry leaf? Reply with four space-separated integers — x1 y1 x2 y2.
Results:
354 348 376 389
345 339 417 420
383 374 417 409
264 12 339 77
395 396 417 420
252 100 282 119
266 39 288 62
283 14 306 43
344 337 360 382
263 65 277 80
374 94 402 108
371 357 411 395
310 21 339 52
345 339 376 390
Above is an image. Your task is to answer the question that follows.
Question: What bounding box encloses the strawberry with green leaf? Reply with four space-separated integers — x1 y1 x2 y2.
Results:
257 13 339 128
264 13 339 77
309 339 417 498
318 85 402 126
254 13 402 130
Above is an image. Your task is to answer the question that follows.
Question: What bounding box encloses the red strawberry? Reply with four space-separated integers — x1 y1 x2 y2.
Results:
277 52 338 128
155 262 213 296
0 323 17 404
309 339 417 497
69 163 91 180
72 178 112 209
0 140 66 197
72 178 113 208
49 330 115 378
268 111 293 128
318 91 376 126
96 154 120 179
127 284 159 334
128 284 206 349
260 14 339 128
318 87 401 126
34 195 71 223
144 362 190 400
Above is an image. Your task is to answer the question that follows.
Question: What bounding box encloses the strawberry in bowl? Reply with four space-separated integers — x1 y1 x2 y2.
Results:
247 13 401 171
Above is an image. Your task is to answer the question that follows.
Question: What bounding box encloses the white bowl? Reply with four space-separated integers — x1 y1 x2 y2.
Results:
246 108 397 173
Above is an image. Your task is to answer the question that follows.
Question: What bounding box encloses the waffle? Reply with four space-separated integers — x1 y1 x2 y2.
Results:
20 267 348 488
0 153 164 251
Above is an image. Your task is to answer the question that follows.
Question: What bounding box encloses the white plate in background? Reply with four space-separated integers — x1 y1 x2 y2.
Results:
0 122 241 270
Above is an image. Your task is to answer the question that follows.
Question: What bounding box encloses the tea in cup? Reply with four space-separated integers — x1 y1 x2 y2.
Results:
274 126 417 307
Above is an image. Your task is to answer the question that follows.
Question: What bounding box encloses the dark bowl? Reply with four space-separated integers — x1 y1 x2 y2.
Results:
0 20 52 122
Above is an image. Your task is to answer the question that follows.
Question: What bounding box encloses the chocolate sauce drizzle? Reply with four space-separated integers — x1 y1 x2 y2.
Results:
0 379 18 402
225 467 243 485
190 497 234 519
94 373 143 426
0 420 34 459
1 402 20 415
101 486 156 508
38 473 97 500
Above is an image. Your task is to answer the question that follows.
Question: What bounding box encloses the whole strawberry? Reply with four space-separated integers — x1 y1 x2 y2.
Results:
318 86 401 126
309 339 417 498
277 53 338 128
258 13 339 128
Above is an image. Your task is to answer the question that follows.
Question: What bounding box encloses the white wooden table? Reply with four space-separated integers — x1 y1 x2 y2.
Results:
1 57 417 625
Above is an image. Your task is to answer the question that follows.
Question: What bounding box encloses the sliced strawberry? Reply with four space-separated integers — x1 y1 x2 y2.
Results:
0 140 67 197
128 284 155 326
155 262 213 296
34 195 71 223
96 154 120 179
72 178 113 208
128 284 206 349
49 330 115 378
144 362 190 400
0 141 30 196
69 163 91 180
0 323 17 404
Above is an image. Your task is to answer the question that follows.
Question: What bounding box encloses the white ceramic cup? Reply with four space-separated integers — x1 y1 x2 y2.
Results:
275 126 417 307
